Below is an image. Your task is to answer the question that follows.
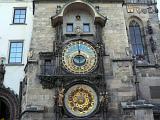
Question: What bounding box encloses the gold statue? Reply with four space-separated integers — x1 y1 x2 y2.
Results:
54 86 65 120
57 87 65 107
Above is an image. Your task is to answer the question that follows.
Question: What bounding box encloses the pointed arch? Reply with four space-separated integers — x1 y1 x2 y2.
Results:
129 20 144 56
127 16 148 61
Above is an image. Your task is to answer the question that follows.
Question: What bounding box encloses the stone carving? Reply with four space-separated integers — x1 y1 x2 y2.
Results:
57 87 65 107
100 92 108 120
56 5 61 14
0 63 5 87
75 26 82 35
75 15 81 21
127 5 156 14
150 37 156 53
148 7 155 13
54 86 65 120
27 50 34 59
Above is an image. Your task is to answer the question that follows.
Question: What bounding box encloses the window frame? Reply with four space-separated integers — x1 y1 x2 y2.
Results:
83 23 90 33
8 41 24 64
128 19 148 61
66 23 73 33
44 59 52 75
12 8 27 24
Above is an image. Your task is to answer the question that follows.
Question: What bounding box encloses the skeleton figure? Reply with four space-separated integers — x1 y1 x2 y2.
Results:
100 92 108 120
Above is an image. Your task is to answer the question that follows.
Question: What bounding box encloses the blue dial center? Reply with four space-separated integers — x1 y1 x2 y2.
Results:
73 55 86 66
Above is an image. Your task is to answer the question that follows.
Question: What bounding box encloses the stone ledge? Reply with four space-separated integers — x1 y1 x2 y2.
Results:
121 100 154 109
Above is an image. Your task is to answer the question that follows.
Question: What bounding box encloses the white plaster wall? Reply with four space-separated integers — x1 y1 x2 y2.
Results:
0 0 33 94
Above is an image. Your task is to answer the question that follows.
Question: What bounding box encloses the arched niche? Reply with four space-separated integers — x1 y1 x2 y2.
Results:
63 6 95 34
127 16 144 29
51 0 107 27
0 87 19 120
127 16 148 61
0 98 10 120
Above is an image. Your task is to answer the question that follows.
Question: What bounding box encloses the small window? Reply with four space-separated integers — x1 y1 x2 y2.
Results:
44 59 52 75
13 8 26 24
66 23 73 32
150 86 160 99
9 41 23 63
83 23 90 32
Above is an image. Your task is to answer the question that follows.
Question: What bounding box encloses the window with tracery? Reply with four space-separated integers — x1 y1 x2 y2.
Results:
129 20 145 60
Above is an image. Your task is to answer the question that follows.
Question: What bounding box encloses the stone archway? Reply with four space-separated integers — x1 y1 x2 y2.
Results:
0 87 19 120
0 98 10 120
51 0 107 27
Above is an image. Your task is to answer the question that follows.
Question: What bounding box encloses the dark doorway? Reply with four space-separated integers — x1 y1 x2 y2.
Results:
154 113 160 120
0 99 10 120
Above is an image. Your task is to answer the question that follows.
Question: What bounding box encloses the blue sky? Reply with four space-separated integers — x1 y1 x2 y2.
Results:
158 0 160 19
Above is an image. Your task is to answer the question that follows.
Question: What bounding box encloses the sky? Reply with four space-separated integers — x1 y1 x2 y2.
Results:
158 0 160 19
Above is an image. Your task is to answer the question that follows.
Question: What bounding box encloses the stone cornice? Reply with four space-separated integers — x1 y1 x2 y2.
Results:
34 0 124 3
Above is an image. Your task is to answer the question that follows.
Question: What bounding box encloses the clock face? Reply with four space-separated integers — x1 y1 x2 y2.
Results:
62 40 97 74
64 84 98 117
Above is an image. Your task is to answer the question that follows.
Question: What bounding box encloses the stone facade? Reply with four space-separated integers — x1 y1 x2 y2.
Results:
20 0 160 120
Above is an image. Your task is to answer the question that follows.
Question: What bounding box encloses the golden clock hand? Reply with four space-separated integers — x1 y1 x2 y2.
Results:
79 55 81 63
78 41 81 55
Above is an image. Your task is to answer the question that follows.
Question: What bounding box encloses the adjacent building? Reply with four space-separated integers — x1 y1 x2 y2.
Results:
0 0 33 93
0 0 33 119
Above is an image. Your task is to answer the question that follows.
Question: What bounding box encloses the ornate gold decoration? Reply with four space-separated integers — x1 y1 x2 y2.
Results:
127 5 155 14
62 40 97 74
76 15 81 21
58 87 65 107
127 5 134 13
64 84 98 117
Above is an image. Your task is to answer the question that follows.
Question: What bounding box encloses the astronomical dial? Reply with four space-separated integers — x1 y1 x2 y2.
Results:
64 84 98 117
62 40 97 74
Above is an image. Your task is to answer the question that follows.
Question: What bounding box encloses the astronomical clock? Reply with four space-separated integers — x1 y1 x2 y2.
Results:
60 39 102 119
48 0 108 120
62 40 97 74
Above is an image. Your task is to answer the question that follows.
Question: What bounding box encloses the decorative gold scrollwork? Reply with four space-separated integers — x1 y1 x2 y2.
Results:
64 84 98 117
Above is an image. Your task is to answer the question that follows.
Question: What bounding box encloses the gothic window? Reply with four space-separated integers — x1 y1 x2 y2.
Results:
129 20 145 60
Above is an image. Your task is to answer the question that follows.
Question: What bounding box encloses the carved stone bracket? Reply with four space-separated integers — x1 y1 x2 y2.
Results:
121 100 154 109
39 74 103 89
